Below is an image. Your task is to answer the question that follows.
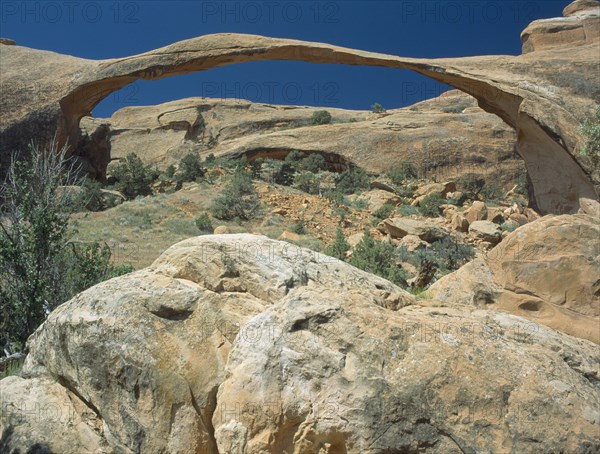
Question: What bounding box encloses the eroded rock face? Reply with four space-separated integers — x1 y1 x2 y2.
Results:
0 235 410 453
214 292 600 453
430 214 600 344
86 91 521 186
1 0 598 213
1 233 599 452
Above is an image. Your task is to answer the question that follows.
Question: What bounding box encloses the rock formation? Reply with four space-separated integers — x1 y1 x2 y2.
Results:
429 213 600 344
1 233 598 453
82 90 521 187
1 0 599 213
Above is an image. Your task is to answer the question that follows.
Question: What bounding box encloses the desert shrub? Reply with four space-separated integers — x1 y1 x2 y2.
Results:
250 158 264 179
350 231 407 286
580 104 600 166
419 193 444 217
480 183 503 201
299 153 326 173
515 169 529 197
352 198 369 210
178 152 204 182
111 153 157 199
398 204 420 216
80 178 105 212
0 141 132 353
335 166 370 194
324 227 350 260
399 236 474 275
371 103 386 114
205 153 217 166
293 171 321 195
311 110 332 125
292 219 306 235
388 162 419 185
324 189 349 206
164 164 176 178
195 212 213 234
372 203 395 225
285 150 305 164
458 175 485 199
210 167 260 220
442 104 469 114
272 162 296 186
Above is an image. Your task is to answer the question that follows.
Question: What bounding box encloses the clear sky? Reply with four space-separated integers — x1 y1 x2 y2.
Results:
1 1 568 117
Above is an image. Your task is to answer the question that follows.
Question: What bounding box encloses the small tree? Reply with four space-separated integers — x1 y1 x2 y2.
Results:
195 212 213 234
0 141 131 354
335 166 370 194
294 171 321 195
325 227 350 260
210 167 260 221
178 152 205 182
419 193 444 217
299 153 326 173
310 110 332 125
111 153 156 199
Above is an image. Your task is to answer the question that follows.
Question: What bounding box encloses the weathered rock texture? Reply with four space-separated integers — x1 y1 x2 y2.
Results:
0 235 410 453
1 1 599 213
83 90 521 187
430 213 600 344
1 233 599 453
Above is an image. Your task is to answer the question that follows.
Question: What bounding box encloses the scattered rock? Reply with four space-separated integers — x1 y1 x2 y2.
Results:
213 225 232 234
415 181 456 198
451 213 470 232
377 217 449 242
464 201 488 223
469 220 503 244
356 189 402 212
399 234 429 251
278 230 300 242
509 213 530 226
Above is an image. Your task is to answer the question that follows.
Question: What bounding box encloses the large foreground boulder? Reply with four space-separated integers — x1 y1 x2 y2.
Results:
430 214 600 344
1 233 599 453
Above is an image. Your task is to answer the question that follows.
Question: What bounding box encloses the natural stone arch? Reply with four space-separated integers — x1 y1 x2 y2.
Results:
1 29 598 214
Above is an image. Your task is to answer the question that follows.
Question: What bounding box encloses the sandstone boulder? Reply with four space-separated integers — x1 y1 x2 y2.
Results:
415 182 456 198
450 213 469 232
430 214 600 344
354 189 402 212
463 201 488 223
398 234 429 252
468 220 503 244
377 218 449 243
214 290 600 453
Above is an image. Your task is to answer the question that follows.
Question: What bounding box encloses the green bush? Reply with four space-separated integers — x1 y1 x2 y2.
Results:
371 103 385 114
400 236 474 275
324 189 349 206
292 219 306 235
419 193 444 217
458 175 485 200
210 167 260 221
272 162 296 186
285 150 305 164
324 227 350 260
372 203 395 225
387 162 419 185
398 204 420 216
299 153 326 173
80 178 106 212
515 169 529 197
480 183 503 201
294 171 321 195
164 164 176 178
111 153 157 199
310 110 332 125
335 166 370 195
178 152 204 182
442 104 469 114
195 212 213 234
205 153 217 166
0 142 132 353
349 231 407 286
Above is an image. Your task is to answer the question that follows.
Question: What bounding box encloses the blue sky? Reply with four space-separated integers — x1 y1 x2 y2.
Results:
1 1 568 116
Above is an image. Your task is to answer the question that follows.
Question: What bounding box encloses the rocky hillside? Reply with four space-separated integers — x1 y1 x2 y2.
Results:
1 0 599 213
81 90 521 188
